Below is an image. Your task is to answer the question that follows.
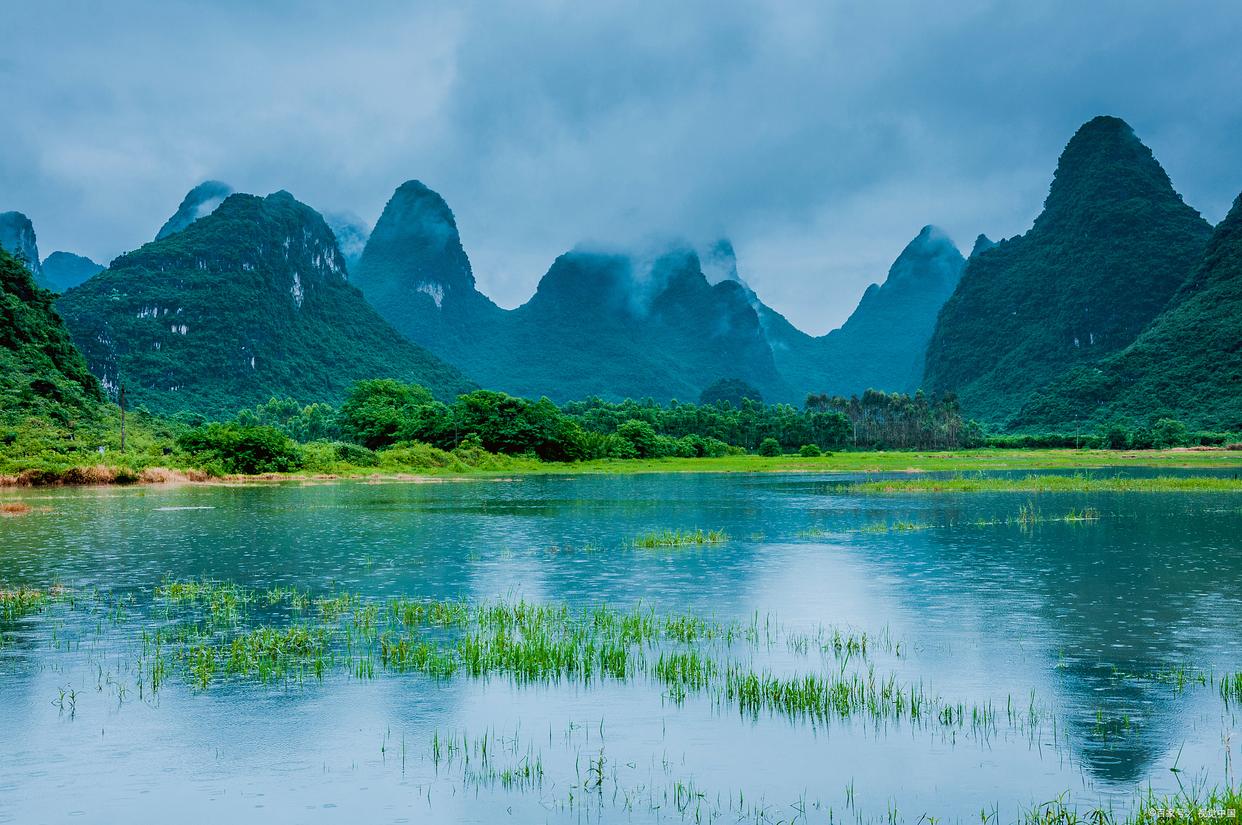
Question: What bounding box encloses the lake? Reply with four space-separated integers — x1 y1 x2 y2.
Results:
1 473 1239 823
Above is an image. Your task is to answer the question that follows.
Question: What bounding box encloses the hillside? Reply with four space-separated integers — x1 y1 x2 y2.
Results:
1016 192 1242 430
923 116 1212 422
0 248 103 423
56 190 474 416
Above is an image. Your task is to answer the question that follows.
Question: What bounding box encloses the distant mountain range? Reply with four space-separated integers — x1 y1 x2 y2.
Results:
2 113 1238 430
350 180 963 404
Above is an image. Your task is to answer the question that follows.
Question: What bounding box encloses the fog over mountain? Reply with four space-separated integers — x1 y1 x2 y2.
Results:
2 2 1241 333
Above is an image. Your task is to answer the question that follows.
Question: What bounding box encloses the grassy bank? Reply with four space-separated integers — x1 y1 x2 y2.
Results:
5 448 1242 488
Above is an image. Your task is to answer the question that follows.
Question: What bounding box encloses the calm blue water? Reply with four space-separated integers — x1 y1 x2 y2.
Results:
1 473 1239 823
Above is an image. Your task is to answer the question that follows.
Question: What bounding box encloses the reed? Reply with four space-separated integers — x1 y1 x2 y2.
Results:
632 528 728 548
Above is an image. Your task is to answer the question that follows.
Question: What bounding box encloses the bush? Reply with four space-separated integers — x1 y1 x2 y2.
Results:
334 442 379 467
176 423 303 474
616 419 662 458
798 444 822 457
757 437 782 457
1100 422 1131 450
1152 418 1189 449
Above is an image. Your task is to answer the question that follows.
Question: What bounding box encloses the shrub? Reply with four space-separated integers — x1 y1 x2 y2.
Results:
616 419 662 458
176 423 303 474
1152 418 1189 449
757 437 782 457
334 442 379 467
798 444 822 457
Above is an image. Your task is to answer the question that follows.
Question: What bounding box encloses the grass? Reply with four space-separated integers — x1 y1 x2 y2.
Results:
9 575 1242 824
633 528 728 548
1022 784 1242 824
1 587 56 621
849 473 1242 494
1222 671 1242 706
8 447 1242 487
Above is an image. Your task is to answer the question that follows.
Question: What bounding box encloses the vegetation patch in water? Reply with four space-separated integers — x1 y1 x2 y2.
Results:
633 528 728 548
848 473 1242 494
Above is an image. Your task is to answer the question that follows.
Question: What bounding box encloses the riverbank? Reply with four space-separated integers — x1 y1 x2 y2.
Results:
4 447 1242 489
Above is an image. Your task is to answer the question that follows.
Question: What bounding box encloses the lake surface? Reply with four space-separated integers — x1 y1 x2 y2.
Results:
1 473 1240 824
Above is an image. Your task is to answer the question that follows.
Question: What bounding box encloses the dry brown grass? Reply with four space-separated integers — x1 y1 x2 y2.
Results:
138 467 209 484
1 502 33 516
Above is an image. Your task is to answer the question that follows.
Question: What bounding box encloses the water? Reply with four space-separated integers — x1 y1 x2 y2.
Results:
1 473 1239 823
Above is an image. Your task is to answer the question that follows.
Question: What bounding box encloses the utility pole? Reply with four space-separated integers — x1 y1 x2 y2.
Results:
119 383 127 453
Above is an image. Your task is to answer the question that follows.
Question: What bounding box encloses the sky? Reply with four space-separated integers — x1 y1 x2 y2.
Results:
3 1 1241 334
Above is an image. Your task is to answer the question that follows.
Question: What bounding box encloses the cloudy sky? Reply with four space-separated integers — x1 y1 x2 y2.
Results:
3 1 1241 333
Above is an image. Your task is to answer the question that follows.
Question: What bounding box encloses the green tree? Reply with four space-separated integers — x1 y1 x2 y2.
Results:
757 437 781 457
616 419 662 458
339 379 434 449
177 423 302 474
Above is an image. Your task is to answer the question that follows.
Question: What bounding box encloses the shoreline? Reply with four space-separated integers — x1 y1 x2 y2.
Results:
4 447 1242 490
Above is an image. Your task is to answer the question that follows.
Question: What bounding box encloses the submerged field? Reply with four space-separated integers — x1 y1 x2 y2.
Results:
1 471 1240 823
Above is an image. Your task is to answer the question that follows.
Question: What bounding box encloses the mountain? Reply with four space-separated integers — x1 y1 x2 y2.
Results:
155 180 233 240
1016 192 1242 431
0 248 102 422
495 246 785 402
969 234 996 258
352 181 784 402
323 212 371 274
41 251 104 292
923 116 1213 422
56 190 474 416
0 211 43 285
351 180 505 369
748 226 965 398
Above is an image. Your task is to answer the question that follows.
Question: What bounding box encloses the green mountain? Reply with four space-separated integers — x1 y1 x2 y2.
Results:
352 181 783 403
923 116 1213 422
497 247 784 402
351 180 506 369
41 251 104 292
0 248 102 422
747 226 965 398
0 211 43 286
155 180 233 240
56 190 474 416
1016 192 1242 431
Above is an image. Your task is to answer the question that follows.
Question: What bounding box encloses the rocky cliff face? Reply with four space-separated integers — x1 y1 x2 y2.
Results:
923 116 1212 422
0 211 43 285
323 211 371 274
57 189 474 415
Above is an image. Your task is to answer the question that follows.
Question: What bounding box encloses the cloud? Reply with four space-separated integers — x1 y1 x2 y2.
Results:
2 0 1240 332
